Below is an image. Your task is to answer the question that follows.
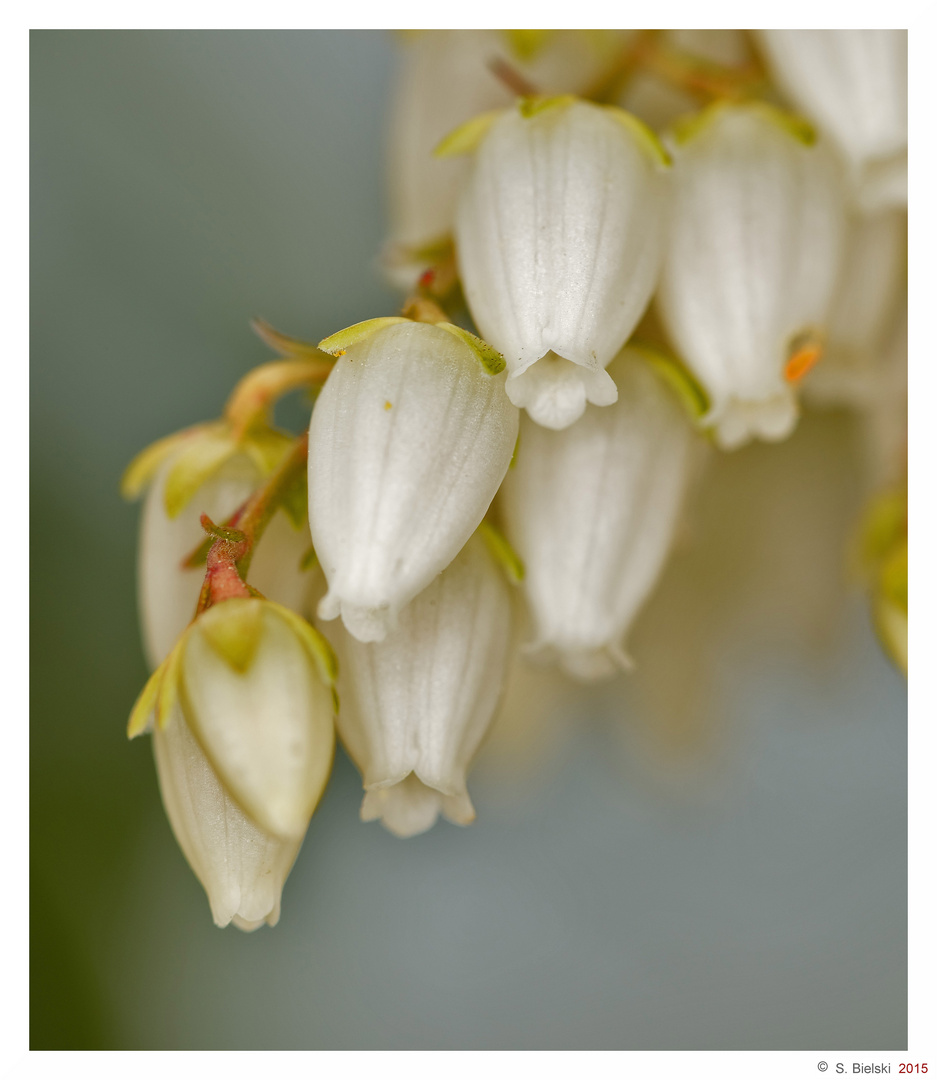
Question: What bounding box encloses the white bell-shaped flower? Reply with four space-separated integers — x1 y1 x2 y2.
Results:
153 703 303 931
386 31 618 277
805 208 906 408
329 532 512 838
454 98 669 430
500 347 696 679
138 451 311 668
308 319 518 643
656 103 845 451
179 598 336 840
757 30 907 211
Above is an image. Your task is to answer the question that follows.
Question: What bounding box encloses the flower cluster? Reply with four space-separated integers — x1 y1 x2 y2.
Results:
124 30 907 929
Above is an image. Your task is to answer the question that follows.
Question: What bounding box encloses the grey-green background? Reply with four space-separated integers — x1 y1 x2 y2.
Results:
31 30 907 1050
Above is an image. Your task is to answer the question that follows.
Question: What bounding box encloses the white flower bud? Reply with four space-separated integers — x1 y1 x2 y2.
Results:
153 704 303 931
500 348 696 680
179 599 336 840
805 209 906 409
329 533 512 838
138 451 311 668
386 31 615 275
308 320 518 643
757 30 907 211
656 104 845 451
454 98 669 430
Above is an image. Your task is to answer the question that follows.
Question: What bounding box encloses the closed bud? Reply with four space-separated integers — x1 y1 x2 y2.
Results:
656 103 845 451
128 428 311 669
328 532 512 838
153 703 304 931
179 599 336 839
453 97 669 430
757 30 907 211
501 347 697 679
308 319 518 643
128 597 337 928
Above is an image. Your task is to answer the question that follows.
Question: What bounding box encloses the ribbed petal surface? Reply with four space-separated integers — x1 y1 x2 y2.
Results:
758 30 907 209
501 349 695 679
181 601 335 839
386 31 612 263
308 321 518 643
153 705 303 930
656 105 845 450
330 533 512 838
455 100 667 430
138 454 311 669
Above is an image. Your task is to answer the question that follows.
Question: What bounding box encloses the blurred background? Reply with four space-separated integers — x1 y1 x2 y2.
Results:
30 30 906 1049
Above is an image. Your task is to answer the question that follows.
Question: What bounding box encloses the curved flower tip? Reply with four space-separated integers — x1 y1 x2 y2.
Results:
709 392 799 452
506 353 619 431
557 643 634 682
153 706 303 931
317 591 395 645
361 775 476 839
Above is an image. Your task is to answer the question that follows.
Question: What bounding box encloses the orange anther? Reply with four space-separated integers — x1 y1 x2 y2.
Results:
784 342 823 383
418 268 436 288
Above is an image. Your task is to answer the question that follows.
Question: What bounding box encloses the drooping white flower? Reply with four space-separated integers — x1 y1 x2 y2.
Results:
804 208 906 409
135 444 311 669
385 30 620 280
153 703 304 931
500 346 697 679
178 598 336 840
656 103 845 451
128 596 337 929
328 531 512 838
453 97 670 430
309 318 518 643
757 30 907 211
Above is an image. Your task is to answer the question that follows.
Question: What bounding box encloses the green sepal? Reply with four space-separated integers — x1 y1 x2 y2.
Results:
504 29 552 60
478 520 525 584
155 638 185 731
279 471 309 530
300 545 319 572
879 540 908 615
670 101 816 148
434 110 504 157
629 342 709 422
121 424 214 501
241 427 294 477
163 430 239 518
127 664 162 739
859 489 907 570
601 105 672 167
873 593 908 676
517 94 577 119
250 317 328 360
318 317 411 357
436 322 506 375
266 601 339 689
200 598 265 674
509 429 520 470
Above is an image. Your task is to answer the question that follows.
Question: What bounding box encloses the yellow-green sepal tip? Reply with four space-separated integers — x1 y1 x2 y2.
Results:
121 425 212 501
670 101 816 148
163 430 238 519
629 342 710 423
434 109 504 158
601 106 672 167
127 664 162 739
267 601 339 690
200 599 265 674
478 520 525 585
318 317 411 357
517 93 578 119
436 322 506 375
503 29 552 61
